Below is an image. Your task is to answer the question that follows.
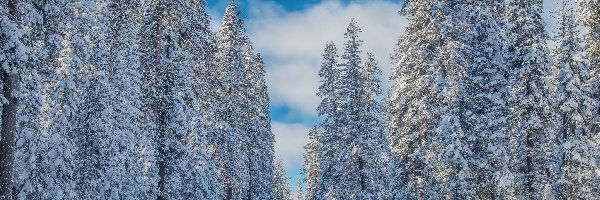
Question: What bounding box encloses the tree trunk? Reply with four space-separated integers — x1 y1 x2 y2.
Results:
153 2 166 200
0 71 19 199
0 1 20 198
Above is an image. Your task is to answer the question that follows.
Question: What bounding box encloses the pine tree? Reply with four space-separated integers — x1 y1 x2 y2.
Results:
12 1 45 198
273 160 291 200
101 0 156 198
505 0 556 198
212 2 251 199
68 1 112 198
305 42 338 200
551 1 598 198
140 0 222 198
577 0 599 77
307 20 391 200
388 1 457 198
245 51 276 200
577 0 600 144
358 53 392 199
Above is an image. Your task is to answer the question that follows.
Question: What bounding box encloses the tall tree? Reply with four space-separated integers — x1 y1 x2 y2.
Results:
304 42 339 200
245 50 275 200
358 53 392 199
577 0 600 141
388 0 456 198
12 1 45 199
551 1 598 198
212 2 251 199
458 1 512 198
505 0 556 198
307 20 391 200
140 0 222 199
101 0 156 198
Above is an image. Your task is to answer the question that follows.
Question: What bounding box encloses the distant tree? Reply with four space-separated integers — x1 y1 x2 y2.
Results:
273 160 291 200
306 20 391 200
293 179 304 200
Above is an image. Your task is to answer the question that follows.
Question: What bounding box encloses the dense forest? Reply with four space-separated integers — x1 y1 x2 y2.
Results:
0 0 598 199
0 0 275 199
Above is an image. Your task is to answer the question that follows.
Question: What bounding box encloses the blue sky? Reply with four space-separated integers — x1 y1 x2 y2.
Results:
206 0 562 194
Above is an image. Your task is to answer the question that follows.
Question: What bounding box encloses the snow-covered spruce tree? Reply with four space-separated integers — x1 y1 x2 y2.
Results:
11 1 76 198
304 127 324 200
39 1 93 198
244 49 276 200
212 2 249 199
68 2 114 198
0 0 30 198
505 0 556 198
427 4 478 198
99 0 157 198
551 1 598 198
307 20 391 200
139 0 222 199
11 1 46 199
577 0 600 143
358 52 392 199
273 160 291 200
208 2 274 199
388 0 456 198
577 0 599 79
305 42 338 200
457 1 512 198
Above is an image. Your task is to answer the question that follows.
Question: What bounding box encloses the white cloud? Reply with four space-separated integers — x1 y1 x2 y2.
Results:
272 122 311 171
246 0 408 117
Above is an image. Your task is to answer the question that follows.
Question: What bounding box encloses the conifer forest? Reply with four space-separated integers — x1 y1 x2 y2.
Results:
0 0 598 199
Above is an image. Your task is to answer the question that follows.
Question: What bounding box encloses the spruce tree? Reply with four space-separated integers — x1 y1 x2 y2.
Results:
456 1 512 198
103 0 156 198
245 50 276 200
505 0 556 197
212 2 251 199
140 0 222 198
12 1 45 198
358 53 392 199
388 0 456 198
307 20 391 200
305 42 338 200
551 1 598 198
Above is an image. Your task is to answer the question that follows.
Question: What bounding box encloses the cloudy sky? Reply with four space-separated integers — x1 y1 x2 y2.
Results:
206 0 563 192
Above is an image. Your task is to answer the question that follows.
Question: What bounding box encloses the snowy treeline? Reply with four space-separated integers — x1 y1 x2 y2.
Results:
0 1 277 199
304 0 599 199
